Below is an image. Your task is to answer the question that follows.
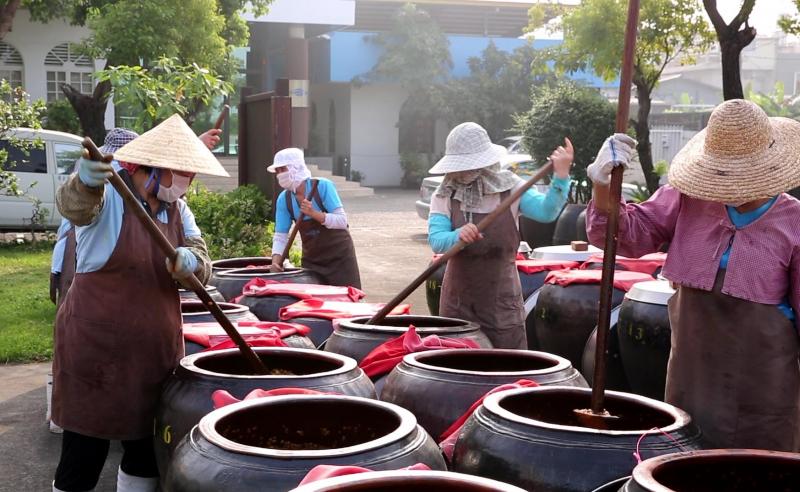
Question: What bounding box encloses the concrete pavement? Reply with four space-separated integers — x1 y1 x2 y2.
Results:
0 188 432 491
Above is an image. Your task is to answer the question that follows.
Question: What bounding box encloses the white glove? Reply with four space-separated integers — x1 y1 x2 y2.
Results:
166 247 198 280
586 134 637 185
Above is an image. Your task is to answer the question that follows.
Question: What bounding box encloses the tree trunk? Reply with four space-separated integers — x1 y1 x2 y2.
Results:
0 0 21 41
720 38 748 100
61 79 112 144
632 77 658 194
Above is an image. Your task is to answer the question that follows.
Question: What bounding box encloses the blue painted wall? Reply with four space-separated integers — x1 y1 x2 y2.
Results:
326 31 616 89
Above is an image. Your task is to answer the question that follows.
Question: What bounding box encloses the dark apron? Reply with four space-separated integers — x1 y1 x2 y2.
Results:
439 191 525 349
286 179 361 288
52 199 185 440
665 270 800 451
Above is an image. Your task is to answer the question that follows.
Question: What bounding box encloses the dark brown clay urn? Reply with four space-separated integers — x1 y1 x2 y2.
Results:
325 315 492 363
451 386 703 492
619 449 800 492
162 395 447 491
209 260 323 301
289 470 527 491
380 349 588 439
178 285 225 303
155 347 376 476
180 301 258 324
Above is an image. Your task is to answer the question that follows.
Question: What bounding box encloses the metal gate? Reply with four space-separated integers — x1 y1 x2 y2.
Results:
650 125 684 164
237 87 292 218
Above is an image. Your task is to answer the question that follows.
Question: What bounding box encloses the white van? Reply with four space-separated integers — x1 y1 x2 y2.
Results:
0 128 84 230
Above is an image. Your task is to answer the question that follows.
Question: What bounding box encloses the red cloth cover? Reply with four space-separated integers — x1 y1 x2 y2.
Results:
580 252 666 275
240 278 365 302
438 379 539 461
358 326 480 377
212 387 332 409
183 320 311 350
544 269 653 292
516 259 581 275
298 464 432 485
279 299 411 321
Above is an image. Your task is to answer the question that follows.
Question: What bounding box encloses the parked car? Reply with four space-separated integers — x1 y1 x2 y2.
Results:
498 135 525 154
0 128 84 230
415 155 640 220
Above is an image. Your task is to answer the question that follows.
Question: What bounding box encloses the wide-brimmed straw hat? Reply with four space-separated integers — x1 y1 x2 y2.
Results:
428 122 508 174
113 114 229 177
668 99 800 202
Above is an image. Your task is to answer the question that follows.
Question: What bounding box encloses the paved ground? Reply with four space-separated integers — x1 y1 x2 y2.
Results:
0 188 431 491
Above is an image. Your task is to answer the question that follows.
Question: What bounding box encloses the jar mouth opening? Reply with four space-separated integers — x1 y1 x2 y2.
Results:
343 315 477 333
181 301 245 315
409 349 569 376
485 387 689 435
200 395 417 458
184 347 355 378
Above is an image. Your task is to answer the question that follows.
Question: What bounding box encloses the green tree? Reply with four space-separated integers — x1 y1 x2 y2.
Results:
533 0 713 193
0 81 47 231
360 3 452 180
19 0 272 143
746 81 800 119
442 42 551 143
96 57 233 133
514 80 615 204
704 0 757 100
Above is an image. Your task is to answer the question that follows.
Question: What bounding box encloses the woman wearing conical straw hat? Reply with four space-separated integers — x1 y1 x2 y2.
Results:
427 122 574 349
51 115 229 492
586 99 800 452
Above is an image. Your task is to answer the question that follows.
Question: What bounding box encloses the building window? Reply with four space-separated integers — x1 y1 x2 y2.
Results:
0 41 23 91
45 43 94 101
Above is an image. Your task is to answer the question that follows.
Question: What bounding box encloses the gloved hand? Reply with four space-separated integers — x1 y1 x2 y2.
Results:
77 157 113 188
586 134 637 185
166 247 198 280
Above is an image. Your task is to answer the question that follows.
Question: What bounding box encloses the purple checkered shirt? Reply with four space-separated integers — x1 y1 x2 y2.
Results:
586 185 800 333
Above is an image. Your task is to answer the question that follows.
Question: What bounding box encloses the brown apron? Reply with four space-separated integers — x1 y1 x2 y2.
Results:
57 228 77 307
665 269 800 451
52 197 185 440
286 179 361 289
439 191 525 349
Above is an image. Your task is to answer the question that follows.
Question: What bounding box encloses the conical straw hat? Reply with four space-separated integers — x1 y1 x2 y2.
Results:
113 114 229 177
668 99 800 202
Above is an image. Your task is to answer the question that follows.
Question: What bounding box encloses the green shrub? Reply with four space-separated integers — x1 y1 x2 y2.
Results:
514 79 616 204
185 184 272 259
186 184 304 264
400 152 431 189
42 99 81 135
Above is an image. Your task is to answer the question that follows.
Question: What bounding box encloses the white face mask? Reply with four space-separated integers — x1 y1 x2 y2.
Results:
157 173 192 203
277 171 294 190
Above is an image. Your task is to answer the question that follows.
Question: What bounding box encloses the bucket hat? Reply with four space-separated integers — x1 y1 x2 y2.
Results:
99 128 139 154
668 99 800 202
428 122 508 174
113 114 229 177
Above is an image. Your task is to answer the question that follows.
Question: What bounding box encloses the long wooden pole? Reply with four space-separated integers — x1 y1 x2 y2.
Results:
366 161 554 325
213 104 230 131
591 0 640 415
82 137 268 374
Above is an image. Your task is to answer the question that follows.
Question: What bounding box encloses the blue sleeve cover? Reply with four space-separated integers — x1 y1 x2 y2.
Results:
428 213 460 253
519 176 571 223
275 191 292 234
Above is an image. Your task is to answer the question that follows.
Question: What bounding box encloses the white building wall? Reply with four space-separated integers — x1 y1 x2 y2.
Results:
4 9 114 129
349 84 408 187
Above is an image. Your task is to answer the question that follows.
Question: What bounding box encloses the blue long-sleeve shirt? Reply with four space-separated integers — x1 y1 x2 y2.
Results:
428 175 570 253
